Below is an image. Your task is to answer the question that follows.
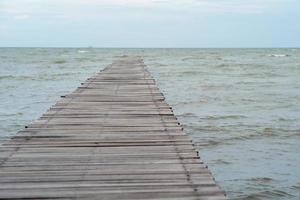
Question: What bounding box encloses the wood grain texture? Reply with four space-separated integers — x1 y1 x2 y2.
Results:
0 56 227 200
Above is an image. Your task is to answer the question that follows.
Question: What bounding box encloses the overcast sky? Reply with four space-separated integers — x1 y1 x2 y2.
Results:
0 0 299 47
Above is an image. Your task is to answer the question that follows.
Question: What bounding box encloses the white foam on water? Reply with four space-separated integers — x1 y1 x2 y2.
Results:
269 54 289 57
78 50 89 53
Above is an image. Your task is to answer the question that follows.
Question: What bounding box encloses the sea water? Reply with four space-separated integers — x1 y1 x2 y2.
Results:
0 48 299 199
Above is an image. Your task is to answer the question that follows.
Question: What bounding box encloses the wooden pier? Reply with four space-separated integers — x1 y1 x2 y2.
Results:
0 56 226 199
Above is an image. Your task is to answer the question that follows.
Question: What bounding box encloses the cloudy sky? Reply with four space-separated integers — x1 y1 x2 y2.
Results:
0 0 299 47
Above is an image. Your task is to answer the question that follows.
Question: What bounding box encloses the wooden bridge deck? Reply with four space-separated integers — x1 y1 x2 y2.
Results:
0 56 226 200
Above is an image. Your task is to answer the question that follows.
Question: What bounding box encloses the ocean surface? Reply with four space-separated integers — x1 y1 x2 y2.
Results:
0 48 300 199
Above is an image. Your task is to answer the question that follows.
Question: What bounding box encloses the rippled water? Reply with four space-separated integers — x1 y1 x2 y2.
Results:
1 48 300 199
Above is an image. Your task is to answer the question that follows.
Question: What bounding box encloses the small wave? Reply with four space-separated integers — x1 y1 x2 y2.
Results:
277 117 296 122
0 112 23 117
210 159 232 165
192 126 227 132
180 71 203 75
3 85 16 89
0 75 33 80
182 57 194 61
53 60 67 64
262 127 300 138
114 55 128 58
216 64 229 67
268 54 290 57
241 189 293 199
200 84 232 91
0 75 14 80
151 62 167 67
250 177 274 183
76 57 92 62
181 56 205 61
195 140 222 147
191 126 295 148
179 112 196 117
274 129 300 139
202 115 247 120
0 73 79 81
291 183 300 190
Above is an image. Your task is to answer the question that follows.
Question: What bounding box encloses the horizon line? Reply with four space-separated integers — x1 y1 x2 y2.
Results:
0 46 299 49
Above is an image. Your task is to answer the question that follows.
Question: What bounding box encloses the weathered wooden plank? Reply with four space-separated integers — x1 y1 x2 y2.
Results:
0 56 226 199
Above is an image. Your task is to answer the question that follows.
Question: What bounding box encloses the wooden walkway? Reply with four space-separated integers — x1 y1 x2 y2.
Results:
0 56 226 200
